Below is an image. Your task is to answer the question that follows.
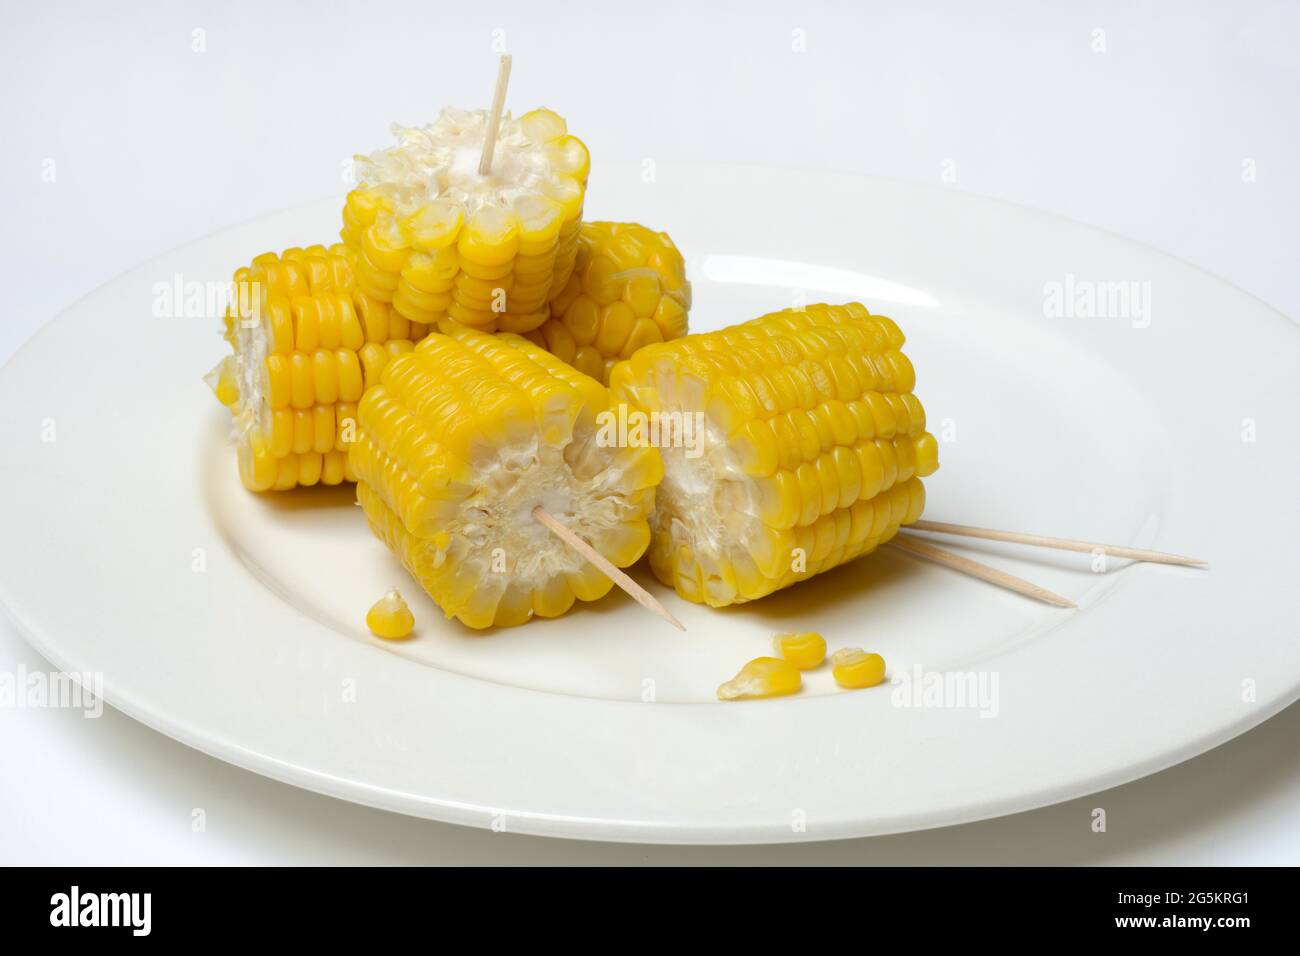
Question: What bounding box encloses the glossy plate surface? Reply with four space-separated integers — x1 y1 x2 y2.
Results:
2 164 1297 843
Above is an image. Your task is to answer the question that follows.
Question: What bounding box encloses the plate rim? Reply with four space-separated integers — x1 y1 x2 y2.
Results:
4 590 1296 845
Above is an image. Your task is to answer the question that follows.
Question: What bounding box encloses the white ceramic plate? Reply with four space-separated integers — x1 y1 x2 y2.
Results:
2 164 1298 844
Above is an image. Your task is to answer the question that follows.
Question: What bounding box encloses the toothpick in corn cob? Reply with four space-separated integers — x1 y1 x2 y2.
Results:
340 108 589 336
206 245 431 491
609 303 939 607
526 221 691 384
350 325 662 629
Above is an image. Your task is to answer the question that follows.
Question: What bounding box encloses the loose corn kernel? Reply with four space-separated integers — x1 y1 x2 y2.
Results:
830 648 886 689
366 588 415 640
772 631 827 670
717 656 802 701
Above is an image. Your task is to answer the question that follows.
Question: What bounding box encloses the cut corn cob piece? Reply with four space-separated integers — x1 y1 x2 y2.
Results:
350 324 662 630
609 302 940 608
523 221 691 384
205 245 431 492
341 108 589 336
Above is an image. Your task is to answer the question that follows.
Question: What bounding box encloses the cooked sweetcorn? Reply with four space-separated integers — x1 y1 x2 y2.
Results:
525 222 690 383
717 656 802 700
206 245 430 491
341 108 589 336
350 324 662 629
830 648 886 689
773 631 827 669
609 302 939 607
366 588 415 639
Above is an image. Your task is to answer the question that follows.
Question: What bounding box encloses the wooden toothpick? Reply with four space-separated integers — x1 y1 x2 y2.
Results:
888 533 1077 608
532 506 685 631
476 54 676 631
478 54 513 175
907 519 1207 568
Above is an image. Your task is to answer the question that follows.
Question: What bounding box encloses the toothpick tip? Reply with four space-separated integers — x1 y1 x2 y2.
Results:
1032 587 1077 609
908 519 1209 571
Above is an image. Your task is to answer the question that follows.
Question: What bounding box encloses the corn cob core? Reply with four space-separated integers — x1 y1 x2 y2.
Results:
341 108 589 337
525 221 691 384
350 325 662 629
609 303 940 608
205 245 431 492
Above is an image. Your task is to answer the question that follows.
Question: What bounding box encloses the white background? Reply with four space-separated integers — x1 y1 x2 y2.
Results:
2 0 1297 864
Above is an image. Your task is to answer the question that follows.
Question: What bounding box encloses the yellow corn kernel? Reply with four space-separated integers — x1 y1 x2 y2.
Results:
830 648 886 689
366 588 415 640
513 194 564 249
204 356 239 407
355 293 390 343
312 349 339 405
336 349 363 402
623 273 661 318
312 405 335 454
297 450 323 486
914 432 939 477
407 200 463 250
572 346 604 381
459 205 519 267
269 409 293 458
619 317 664 358
717 656 802 701
653 295 689 340
562 297 600 345
540 320 577 364
271 452 298 491
265 354 290 409
337 300 364 351
362 220 410 275
594 301 636 357
583 255 622 306
358 342 389 390
772 631 827 669
288 352 314 409
322 449 348 485
291 409 313 455
240 437 277 492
